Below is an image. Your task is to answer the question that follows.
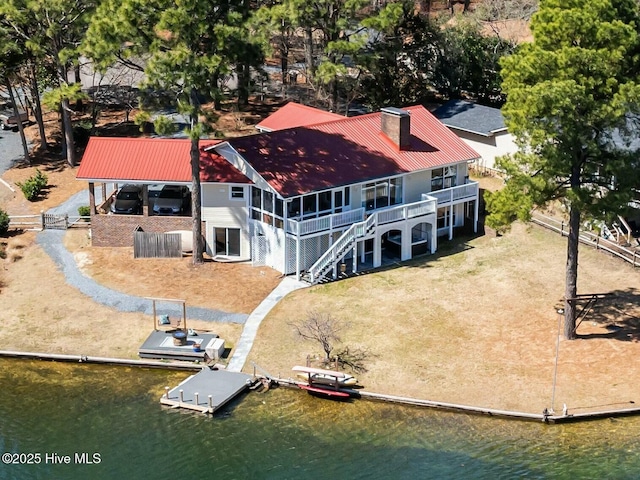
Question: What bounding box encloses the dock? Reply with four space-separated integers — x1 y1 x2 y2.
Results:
139 330 225 362
160 367 255 414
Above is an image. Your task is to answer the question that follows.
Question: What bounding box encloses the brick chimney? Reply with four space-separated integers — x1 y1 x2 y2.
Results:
381 107 411 150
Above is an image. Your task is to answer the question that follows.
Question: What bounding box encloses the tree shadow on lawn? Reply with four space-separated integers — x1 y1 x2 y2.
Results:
574 288 640 341
12 148 70 174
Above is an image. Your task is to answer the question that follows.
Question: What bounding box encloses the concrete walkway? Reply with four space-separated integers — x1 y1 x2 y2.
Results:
227 276 308 372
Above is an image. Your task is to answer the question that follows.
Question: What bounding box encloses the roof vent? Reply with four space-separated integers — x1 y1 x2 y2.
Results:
381 107 411 150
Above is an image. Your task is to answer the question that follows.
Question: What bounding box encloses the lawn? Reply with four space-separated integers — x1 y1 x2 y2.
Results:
247 221 640 414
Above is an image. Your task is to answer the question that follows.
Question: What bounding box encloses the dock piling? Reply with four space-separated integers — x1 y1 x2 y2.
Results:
160 369 252 415
165 386 170 398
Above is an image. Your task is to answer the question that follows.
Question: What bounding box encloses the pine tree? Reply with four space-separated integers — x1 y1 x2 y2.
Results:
84 0 262 264
1 0 95 167
486 0 640 339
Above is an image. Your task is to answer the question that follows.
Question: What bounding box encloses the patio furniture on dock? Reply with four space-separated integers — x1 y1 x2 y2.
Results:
138 330 222 362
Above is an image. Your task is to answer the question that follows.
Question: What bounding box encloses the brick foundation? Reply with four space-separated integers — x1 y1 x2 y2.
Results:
91 214 194 247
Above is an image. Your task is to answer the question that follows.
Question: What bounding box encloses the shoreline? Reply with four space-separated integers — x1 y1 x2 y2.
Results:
3 159 640 424
2 349 639 424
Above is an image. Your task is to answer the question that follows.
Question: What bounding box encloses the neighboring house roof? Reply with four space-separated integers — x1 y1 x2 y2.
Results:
433 99 507 137
221 105 480 198
255 102 343 132
76 137 252 184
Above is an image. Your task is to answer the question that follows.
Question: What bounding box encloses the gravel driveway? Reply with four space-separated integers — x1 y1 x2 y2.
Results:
0 128 29 174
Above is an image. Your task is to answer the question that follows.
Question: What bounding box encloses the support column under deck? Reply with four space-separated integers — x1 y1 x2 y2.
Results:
473 199 479 233
431 222 437 254
401 224 411 261
352 243 357 273
295 234 301 281
449 204 454 240
373 234 382 268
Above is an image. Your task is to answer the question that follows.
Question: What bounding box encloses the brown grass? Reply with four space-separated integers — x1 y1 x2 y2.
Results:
0 142 279 360
65 229 282 314
2 106 640 415
247 222 640 414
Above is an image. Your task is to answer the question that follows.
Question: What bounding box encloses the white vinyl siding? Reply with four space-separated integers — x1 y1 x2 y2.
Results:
201 185 250 259
403 170 430 203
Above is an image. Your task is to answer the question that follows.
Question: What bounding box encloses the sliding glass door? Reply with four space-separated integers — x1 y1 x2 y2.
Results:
214 228 240 256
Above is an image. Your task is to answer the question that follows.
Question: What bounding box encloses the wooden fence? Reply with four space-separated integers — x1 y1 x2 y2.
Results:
134 231 182 258
8 213 91 231
531 213 640 268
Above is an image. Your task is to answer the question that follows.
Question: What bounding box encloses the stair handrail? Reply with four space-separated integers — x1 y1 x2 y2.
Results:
309 214 376 283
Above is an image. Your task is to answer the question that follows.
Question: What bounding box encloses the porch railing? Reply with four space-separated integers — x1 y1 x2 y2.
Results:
377 196 437 225
427 181 478 205
307 196 437 283
287 183 477 240
286 208 365 236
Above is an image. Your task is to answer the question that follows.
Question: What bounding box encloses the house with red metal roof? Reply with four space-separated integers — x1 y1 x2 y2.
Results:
77 105 480 283
254 102 343 133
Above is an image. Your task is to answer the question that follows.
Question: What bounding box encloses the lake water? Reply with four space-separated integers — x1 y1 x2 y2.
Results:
1 359 639 479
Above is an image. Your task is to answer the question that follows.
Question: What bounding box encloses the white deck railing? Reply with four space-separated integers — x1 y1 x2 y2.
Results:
286 208 365 236
307 196 438 283
287 183 477 239
377 197 437 225
427 181 478 205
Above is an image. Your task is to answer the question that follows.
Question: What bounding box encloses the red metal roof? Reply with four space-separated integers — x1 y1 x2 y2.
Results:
224 105 480 198
76 137 251 184
255 102 343 132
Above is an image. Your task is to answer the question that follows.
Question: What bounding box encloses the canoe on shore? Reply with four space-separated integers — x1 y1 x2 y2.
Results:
292 365 358 387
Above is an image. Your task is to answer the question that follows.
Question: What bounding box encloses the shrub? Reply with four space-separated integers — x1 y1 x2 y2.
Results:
77 205 91 217
0 208 9 236
16 169 48 201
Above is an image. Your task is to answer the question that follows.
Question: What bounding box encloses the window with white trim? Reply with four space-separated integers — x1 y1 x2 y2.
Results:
361 177 403 211
230 186 244 199
431 166 457 191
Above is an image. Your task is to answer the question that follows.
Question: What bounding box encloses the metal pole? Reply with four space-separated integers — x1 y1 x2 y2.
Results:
551 308 564 414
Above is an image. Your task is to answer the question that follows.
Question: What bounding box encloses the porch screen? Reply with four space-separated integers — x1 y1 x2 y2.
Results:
362 177 402 211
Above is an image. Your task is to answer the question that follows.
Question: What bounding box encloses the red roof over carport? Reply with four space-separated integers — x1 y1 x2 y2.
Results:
76 137 252 184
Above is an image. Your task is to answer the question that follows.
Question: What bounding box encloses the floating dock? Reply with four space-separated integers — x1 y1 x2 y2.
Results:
160 368 255 414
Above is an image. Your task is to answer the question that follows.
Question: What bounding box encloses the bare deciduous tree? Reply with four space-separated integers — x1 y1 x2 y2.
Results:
290 311 345 362
291 311 373 372
473 0 538 22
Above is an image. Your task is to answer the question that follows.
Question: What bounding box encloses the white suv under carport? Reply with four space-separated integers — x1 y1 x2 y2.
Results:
152 185 190 215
